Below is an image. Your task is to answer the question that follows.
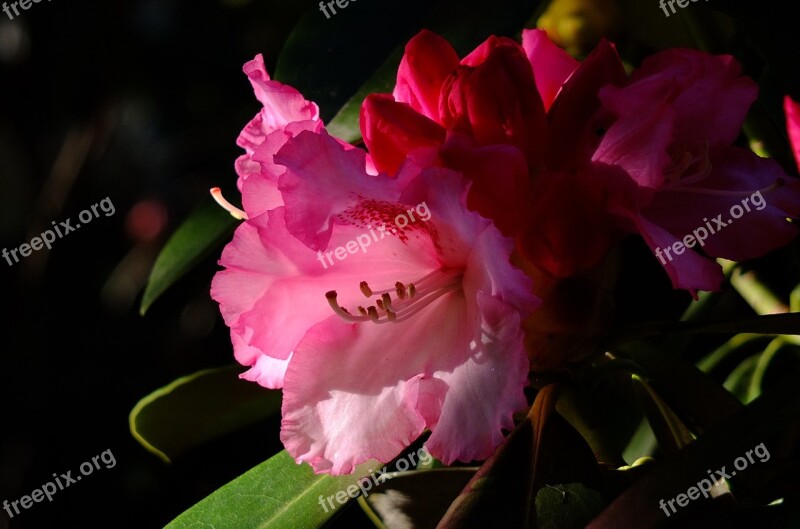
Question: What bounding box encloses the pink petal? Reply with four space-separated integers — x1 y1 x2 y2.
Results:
423 293 529 464
546 39 626 171
521 29 579 111
785 95 800 173
280 317 444 475
628 49 757 146
239 349 293 390
520 168 620 278
211 220 281 330
211 211 327 366
275 130 401 251
439 133 531 235
242 54 319 133
243 120 324 217
393 30 460 122
360 94 446 176
281 288 531 473
594 80 674 188
235 54 320 193
438 36 547 165
642 146 800 262
632 213 724 293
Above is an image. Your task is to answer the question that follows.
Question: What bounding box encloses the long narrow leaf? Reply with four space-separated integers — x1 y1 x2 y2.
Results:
140 198 237 315
165 451 381 529
130 365 280 463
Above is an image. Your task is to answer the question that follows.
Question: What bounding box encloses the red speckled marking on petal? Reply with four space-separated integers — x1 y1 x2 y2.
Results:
337 195 441 250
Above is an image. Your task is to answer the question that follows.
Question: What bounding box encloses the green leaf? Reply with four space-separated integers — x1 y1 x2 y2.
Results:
604 312 800 347
130 365 280 463
358 469 476 529
273 1 429 123
140 197 238 315
436 384 603 529
535 483 605 529
746 337 788 402
622 420 657 463
696 333 769 374
587 374 800 529
326 50 402 144
723 354 759 403
164 450 380 529
622 344 743 434
630 375 694 456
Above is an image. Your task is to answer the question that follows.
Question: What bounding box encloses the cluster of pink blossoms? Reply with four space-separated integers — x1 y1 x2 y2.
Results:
211 30 800 475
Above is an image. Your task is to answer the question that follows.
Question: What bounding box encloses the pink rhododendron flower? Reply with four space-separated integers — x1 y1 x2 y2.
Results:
212 128 538 474
598 50 800 293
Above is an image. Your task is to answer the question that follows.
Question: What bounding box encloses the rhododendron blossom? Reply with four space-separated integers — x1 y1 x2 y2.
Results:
212 123 538 473
598 50 800 293
211 29 800 478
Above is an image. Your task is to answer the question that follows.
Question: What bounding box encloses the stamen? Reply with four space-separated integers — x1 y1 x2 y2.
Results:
210 187 248 220
326 291 368 322
395 282 407 299
392 284 460 322
368 270 442 297
325 268 462 324
360 281 373 297
367 306 380 322
382 293 393 311
664 142 711 185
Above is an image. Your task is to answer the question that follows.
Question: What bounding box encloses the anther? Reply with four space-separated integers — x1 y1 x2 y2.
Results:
360 281 373 297
382 293 393 310
367 306 380 322
395 282 407 299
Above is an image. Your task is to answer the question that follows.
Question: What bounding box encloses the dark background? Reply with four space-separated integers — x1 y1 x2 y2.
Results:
0 1 319 527
1 0 800 528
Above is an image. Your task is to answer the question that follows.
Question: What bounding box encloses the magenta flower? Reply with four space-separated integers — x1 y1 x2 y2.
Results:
212 128 538 474
595 49 800 293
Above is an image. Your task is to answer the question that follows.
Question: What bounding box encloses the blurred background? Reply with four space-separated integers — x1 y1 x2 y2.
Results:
1 0 799 527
